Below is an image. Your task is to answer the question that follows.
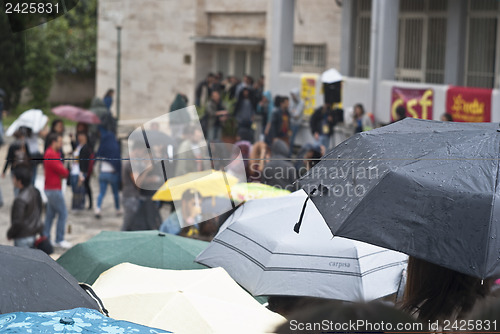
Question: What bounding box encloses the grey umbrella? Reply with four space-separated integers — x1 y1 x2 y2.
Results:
299 118 500 279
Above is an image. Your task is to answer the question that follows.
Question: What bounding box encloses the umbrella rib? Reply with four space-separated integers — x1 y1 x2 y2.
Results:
225 227 359 260
213 239 363 277
360 260 408 277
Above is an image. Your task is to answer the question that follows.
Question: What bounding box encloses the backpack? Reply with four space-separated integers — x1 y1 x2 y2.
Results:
13 142 30 169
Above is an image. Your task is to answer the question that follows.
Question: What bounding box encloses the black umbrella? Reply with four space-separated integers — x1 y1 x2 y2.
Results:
0 245 100 314
299 118 500 279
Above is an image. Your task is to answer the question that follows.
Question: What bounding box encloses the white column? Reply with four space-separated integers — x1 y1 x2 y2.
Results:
369 0 399 115
268 0 295 94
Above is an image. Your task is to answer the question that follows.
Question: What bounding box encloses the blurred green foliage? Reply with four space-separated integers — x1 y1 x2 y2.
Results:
1 0 97 113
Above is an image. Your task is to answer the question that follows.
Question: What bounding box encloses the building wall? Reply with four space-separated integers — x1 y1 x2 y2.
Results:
97 0 197 121
294 0 342 71
96 0 342 121
208 13 267 38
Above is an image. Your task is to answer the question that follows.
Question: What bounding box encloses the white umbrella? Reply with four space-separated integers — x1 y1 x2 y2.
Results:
92 263 285 334
196 190 408 302
321 68 343 83
6 109 48 136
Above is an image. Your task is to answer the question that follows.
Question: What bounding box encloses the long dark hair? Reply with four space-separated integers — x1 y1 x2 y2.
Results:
401 256 492 322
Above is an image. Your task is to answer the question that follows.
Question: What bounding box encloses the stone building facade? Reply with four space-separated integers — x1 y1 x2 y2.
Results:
96 0 342 120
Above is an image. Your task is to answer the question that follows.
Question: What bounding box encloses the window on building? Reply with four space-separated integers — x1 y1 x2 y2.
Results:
465 0 499 88
354 0 371 78
214 46 263 80
292 44 326 72
396 0 447 84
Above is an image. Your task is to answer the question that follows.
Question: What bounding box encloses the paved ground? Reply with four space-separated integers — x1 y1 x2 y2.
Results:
0 127 169 260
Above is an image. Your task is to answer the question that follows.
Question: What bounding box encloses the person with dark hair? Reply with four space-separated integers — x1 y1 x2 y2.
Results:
265 96 290 145
7 166 43 248
103 89 114 111
393 105 407 123
441 113 453 122
121 141 143 231
195 73 215 107
43 132 71 249
234 88 257 132
69 132 93 211
204 90 227 141
44 119 65 153
353 103 373 133
169 93 190 141
310 103 335 150
175 126 210 176
3 128 31 195
401 256 492 322
289 88 304 155
95 128 122 218
159 189 202 236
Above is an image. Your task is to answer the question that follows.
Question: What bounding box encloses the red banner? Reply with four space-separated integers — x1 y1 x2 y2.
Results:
391 87 433 121
446 86 492 122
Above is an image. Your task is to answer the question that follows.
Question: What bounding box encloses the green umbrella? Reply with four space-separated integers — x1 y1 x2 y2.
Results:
56 231 208 285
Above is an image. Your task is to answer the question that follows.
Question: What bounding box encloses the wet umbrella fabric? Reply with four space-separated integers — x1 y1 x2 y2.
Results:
196 191 408 301
299 118 500 279
0 245 99 314
0 308 169 333
51 105 101 124
56 231 208 285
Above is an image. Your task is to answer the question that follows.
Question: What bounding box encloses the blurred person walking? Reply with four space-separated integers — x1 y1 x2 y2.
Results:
352 103 373 133
103 89 114 111
265 96 290 145
43 133 71 249
203 90 226 141
234 88 256 133
121 142 144 231
310 103 335 150
289 88 304 155
95 128 122 218
7 167 43 248
69 132 93 211
3 128 31 196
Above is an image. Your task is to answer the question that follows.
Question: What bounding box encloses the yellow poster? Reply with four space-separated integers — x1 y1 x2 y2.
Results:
301 74 318 116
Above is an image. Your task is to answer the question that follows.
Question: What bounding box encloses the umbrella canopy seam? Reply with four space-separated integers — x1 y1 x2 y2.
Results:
225 227 392 260
213 238 406 278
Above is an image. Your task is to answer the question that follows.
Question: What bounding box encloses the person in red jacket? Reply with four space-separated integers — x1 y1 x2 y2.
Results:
43 133 71 248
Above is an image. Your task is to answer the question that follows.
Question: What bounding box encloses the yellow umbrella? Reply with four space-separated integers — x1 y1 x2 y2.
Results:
152 170 239 202
92 263 285 334
230 182 291 203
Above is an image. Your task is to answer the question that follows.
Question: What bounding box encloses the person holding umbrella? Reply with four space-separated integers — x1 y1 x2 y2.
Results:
401 256 492 322
159 189 202 236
